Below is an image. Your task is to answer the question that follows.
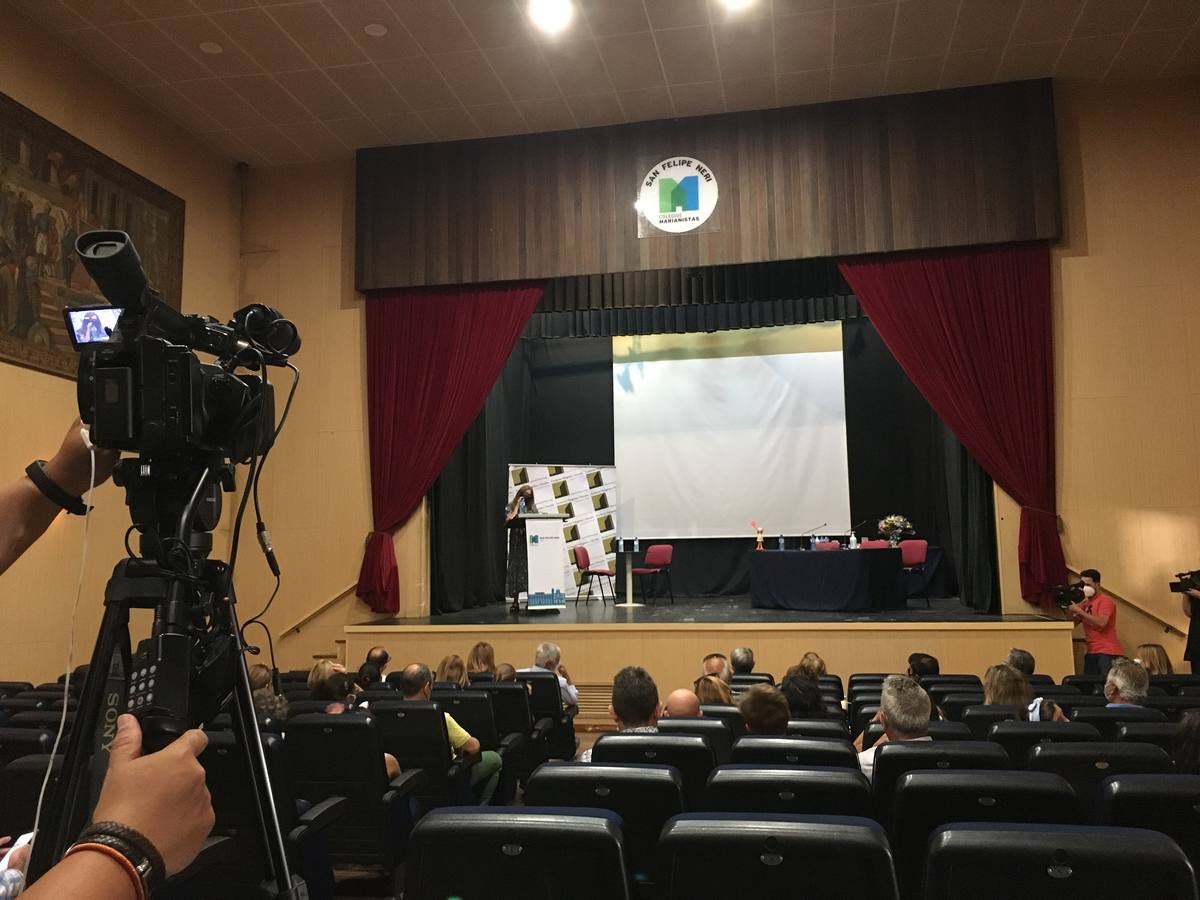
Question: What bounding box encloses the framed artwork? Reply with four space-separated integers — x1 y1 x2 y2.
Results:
0 91 184 378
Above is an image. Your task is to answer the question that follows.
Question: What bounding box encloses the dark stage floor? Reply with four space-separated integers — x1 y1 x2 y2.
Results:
365 595 1055 627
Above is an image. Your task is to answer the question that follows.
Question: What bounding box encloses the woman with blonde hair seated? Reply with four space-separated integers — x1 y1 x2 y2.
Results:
436 653 470 688
306 658 346 695
693 673 733 706
467 641 497 678
984 662 1033 718
1136 643 1174 675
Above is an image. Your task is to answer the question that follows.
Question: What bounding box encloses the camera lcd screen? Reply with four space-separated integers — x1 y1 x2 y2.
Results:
63 306 122 349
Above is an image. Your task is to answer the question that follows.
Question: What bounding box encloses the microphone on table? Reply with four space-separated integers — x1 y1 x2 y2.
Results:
800 522 827 535
850 520 868 533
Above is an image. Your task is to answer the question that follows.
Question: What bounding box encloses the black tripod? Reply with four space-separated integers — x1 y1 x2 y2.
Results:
28 458 305 898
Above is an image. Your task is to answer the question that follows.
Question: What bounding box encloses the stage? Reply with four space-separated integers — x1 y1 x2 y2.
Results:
345 597 1075 725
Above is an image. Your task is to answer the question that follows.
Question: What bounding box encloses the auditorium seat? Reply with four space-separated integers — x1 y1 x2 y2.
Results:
852 704 881 738
369 700 472 806
861 720 971 749
818 675 844 699
0 682 34 699
986 720 1101 767
524 762 683 884
1027 674 1056 687
406 807 632 900
590 734 715 810
1063 674 1107 695
1099 774 1200 873
283 688 311 702
920 674 983 690
1052 693 1109 716
284 712 426 881
924 823 1197 899
848 673 888 690
699 704 746 737
516 669 577 759
285 699 335 719
730 673 773 689
434 687 520 802
657 813 899 899
892 770 1080 897
1116 721 1184 750
1150 674 1200 695
468 680 550 783
657 717 734 764
8 711 72 733
431 680 461 692
1069 705 1167 739
1145 695 1200 721
704 765 871 817
0 698 49 721
787 718 850 740
0 755 61 839
731 736 858 768
938 693 986 722
180 731 348 900
870 740 1010 829
207 712 284 734
926 683 983 709
18 689 73 703
1028 685 1081 699
0 727 52 766
962 704 1025 739
1027 742 1173 822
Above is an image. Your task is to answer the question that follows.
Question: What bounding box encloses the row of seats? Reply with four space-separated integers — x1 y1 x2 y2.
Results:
404 805 1199 899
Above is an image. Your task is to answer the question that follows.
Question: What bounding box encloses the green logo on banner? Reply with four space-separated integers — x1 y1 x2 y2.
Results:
659 175 699 213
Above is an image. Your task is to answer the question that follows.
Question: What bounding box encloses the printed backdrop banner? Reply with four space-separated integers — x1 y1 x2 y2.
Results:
509 464 618 596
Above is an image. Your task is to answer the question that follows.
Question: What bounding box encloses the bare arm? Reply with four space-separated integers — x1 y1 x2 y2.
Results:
460 736 481 764
19 849 138 900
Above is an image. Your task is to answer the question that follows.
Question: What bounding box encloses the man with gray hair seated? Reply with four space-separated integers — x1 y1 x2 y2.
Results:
1105 659 1149 708
730 647 755 676
519 641 578 709
857 674 931 782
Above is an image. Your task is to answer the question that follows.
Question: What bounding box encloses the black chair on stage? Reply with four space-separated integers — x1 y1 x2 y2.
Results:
871 741 1009 829
787 718 850 740
657 813 899 900
1069 705 1167 739
861 720 971 750
731 736 858 769
524 762 682 886
1099 774 1200 874
924 823 1198 899
1116 721 1183 750
405 807 632 900
703 765 871 817
699 704 746 737
590 734 715 810
1027 741 1172 822
986 720 1100 767
516 669 577 760
657 717 734 764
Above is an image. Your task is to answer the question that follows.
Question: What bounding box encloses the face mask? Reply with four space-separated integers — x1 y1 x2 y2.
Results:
1082 585 1096 599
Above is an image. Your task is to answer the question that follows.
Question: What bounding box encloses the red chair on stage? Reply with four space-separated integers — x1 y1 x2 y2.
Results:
633 544 674 605
813 541 841 551
859 540 890 550
572 546 614 606
899 539 931 608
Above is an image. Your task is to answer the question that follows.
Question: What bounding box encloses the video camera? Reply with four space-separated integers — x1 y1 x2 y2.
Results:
1169 570 1200 594
1052 581 1095 609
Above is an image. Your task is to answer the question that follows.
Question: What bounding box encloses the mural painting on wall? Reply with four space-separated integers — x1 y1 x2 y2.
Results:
0 91 184 378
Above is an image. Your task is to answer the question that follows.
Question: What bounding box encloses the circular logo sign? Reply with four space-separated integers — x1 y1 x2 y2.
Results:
637 156 718 234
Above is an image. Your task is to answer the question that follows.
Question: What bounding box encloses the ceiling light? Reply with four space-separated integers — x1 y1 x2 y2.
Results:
363 23 389 37
199 41 223 55
529 0 573 35
718 0 756 10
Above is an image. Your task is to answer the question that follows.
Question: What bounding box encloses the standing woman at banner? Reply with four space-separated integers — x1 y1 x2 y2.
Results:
505 484 539 613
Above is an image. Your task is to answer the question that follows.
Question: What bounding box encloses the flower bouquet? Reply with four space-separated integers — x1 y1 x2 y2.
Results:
877 514 914 546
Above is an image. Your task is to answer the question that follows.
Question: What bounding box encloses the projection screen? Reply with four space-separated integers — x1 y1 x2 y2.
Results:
612 323 851 539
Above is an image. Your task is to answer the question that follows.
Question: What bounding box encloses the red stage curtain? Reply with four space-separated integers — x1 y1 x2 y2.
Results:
356 283 544 613
838 243 1065 605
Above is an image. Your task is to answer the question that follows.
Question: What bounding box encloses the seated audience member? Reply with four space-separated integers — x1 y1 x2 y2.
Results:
365 645 391 678
738 684 790 735
1135 643 1174 675
1105 659 1149 707
780 674 827 719
702 652 732 684
1172 709 1200 774
730 647 755 676
398 663 501 801
311 672 359 713
984 663 1033 716
796 651 826 679
857 675 932 781
436 653 470 689
907 652 940 679
248 663 288 720
694 673 733 706
520 642 579 709
1028 697 1068 722
1006 648 1036 677
581 666 660 762
356 662 383 691
662 688 701 719
495 662 517 682
307 658 346 693
467 641 497 676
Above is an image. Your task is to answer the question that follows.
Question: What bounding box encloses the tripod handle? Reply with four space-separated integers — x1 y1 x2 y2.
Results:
134 708 187 753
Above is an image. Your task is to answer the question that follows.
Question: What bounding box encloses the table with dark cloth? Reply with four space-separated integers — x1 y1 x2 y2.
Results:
749 548 906 612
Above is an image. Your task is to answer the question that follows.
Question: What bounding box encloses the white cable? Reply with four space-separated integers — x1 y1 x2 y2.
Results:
28 441 96 861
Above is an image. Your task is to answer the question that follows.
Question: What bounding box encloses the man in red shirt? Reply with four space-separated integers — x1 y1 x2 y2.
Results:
1067 568 1124 677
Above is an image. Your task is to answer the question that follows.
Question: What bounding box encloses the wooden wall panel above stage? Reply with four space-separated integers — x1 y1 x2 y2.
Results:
356 80 1060 290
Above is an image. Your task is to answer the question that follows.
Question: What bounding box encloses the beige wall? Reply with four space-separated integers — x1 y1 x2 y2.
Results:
237 161 428 673
0 16 240 683
1052 77 1200 668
